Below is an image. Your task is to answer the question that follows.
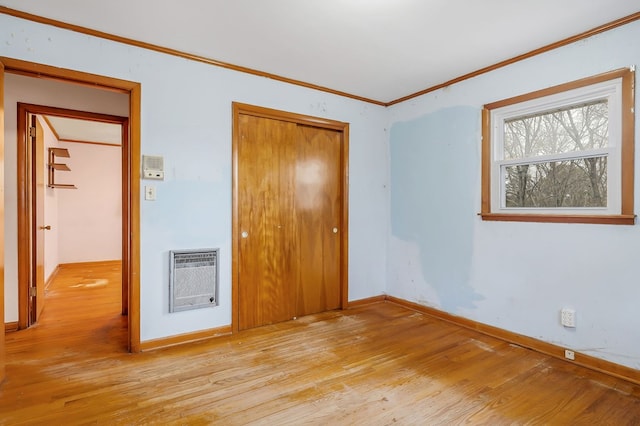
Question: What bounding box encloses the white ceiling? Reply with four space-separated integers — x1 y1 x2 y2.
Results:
2 1 639 103
44 116 122 146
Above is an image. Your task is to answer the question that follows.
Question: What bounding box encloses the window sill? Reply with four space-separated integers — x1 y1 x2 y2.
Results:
480 213 636 225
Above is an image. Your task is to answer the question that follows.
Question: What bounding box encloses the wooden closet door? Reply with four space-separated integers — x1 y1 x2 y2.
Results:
294 125 341 317
237 112 343 331
237 114 297 330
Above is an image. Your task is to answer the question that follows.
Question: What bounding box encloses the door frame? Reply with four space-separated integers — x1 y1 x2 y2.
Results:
29 113 45 324
0 57 141 353
17 103 129 329
231 102 350 333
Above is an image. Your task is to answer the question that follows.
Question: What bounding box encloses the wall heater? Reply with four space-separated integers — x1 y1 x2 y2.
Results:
169 248 219 313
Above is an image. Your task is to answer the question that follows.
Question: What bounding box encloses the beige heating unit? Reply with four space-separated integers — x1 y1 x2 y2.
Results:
169 249 219 313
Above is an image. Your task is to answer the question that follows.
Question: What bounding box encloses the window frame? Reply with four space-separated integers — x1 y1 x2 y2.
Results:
481 68 635 225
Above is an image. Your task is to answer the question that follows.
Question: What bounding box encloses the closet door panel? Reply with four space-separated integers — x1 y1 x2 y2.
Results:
237 114 296 330
294 125 342 317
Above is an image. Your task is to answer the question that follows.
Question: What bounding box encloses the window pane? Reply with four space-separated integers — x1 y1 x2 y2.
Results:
504 157 607 208
504 100 608 160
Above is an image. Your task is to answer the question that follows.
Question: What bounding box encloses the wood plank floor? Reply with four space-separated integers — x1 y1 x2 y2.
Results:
2 262 640 425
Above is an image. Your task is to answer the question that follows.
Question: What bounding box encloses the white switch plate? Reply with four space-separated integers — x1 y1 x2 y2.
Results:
145 185 156 201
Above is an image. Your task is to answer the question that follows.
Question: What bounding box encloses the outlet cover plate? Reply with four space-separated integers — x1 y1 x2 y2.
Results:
561 308 576 327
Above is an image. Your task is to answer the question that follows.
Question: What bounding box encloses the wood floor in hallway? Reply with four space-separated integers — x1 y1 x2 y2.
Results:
2 261 640 424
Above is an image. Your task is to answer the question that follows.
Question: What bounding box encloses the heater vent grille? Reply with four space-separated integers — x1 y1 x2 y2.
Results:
169 249 218 312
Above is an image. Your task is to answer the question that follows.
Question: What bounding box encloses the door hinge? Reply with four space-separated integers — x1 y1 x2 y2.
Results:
29 126 36 138
29 286 37 297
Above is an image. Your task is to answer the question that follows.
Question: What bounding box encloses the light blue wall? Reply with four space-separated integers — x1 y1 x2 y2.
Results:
1 14 389 340
387 20 640 370
389 106 482 312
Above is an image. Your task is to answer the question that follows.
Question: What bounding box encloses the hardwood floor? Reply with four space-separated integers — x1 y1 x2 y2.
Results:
2 262 640 424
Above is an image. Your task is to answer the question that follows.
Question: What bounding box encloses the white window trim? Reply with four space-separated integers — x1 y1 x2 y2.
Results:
489 78 623 216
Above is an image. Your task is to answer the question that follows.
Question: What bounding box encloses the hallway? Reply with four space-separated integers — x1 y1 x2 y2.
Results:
7 261 126 347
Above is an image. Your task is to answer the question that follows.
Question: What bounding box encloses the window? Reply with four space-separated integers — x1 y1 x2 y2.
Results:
481 68 635 224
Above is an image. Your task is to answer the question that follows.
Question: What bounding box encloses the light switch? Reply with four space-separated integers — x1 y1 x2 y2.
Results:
145 185 156 201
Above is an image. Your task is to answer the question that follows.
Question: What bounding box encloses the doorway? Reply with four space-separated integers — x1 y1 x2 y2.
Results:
0 57 141 355
17 104 128 332
232 103 350 332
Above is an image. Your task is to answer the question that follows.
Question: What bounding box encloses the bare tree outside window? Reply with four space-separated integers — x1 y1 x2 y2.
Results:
503 100 608 208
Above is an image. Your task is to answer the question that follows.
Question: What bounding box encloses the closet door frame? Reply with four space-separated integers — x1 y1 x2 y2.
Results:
231 102 349 333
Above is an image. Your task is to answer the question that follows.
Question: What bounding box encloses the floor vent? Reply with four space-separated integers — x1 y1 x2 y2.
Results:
169 249 218 313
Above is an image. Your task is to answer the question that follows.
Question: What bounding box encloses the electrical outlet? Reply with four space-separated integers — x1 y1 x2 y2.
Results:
565 349 575 360
561 308 576 328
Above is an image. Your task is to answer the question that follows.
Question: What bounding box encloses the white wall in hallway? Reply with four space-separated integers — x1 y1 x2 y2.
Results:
56 141 122 264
